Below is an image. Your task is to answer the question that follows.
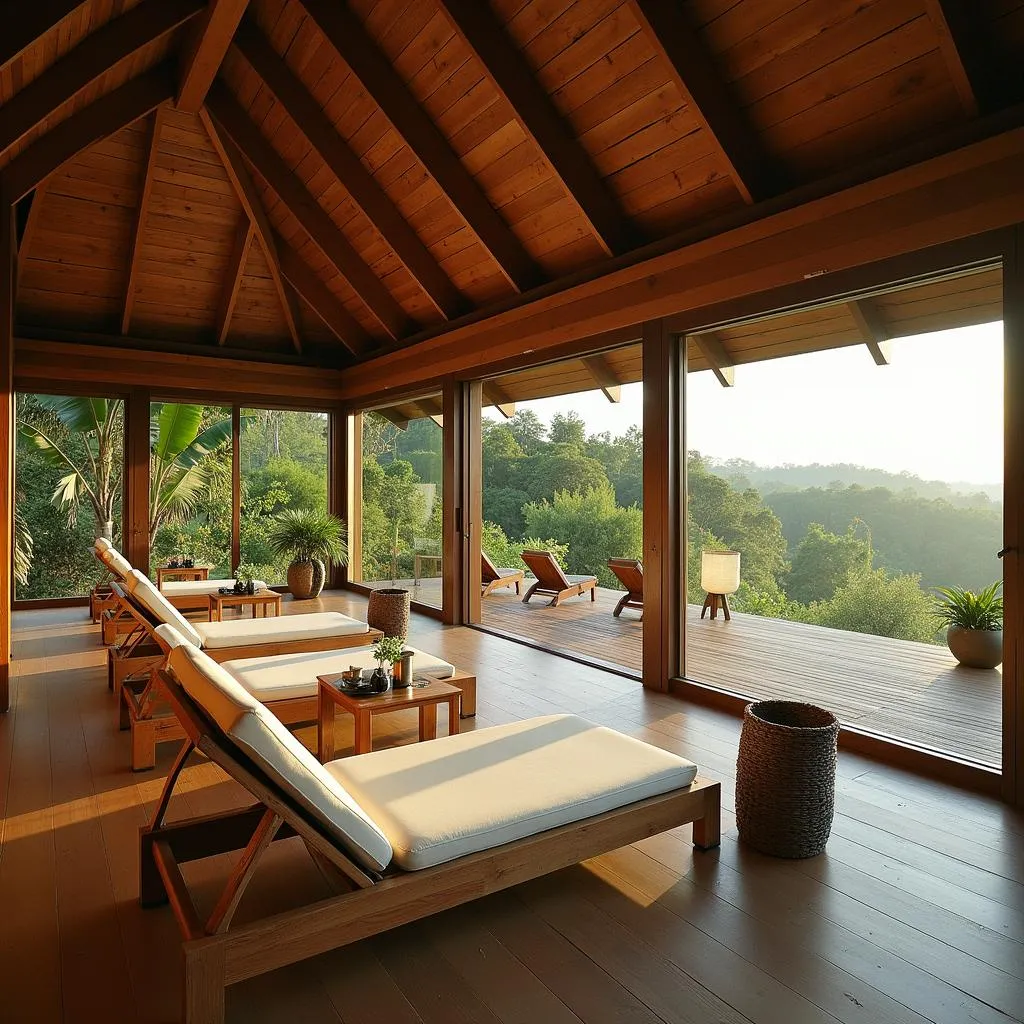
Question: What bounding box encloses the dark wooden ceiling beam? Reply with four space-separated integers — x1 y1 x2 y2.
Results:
199 107 303 353
215 216 253 345
0 2 88 76
0 65 175 203
626 0 778 204
581 353 621 403
14 183 48 300
298 0 543 295
846 298 891 366
923 0 1004 116
690 331 735 386
436 0 636 258
177 0 250 113
232 18 466 321
206 81 415 341
482 380 515 418
0 0 203 163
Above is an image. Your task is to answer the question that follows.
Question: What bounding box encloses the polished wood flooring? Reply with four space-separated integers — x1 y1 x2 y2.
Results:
2 593 1023 1024
479 585 1003 767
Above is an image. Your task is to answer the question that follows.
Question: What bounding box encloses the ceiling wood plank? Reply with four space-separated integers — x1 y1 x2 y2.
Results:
232 19 466 321
177 0 250 113
0 65 175 203
121 106 167 336
15 182 49 301
691 331 735 386
0 0 203 163
436 0 636 258
215 216 253 345
923 0 1003 116
299 0 543 295
581 353 622 403
846 298 892 366
482 380 515 418
626 0 778 204
206 81 415 341
199 107 303 353
0 2 88 76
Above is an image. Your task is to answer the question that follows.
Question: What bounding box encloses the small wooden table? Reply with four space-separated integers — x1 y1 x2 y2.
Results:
317 675 461 761
208 589 283 622
156 565 210 587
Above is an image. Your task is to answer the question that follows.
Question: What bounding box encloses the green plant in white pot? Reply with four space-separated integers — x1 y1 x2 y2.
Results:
268 508 347 600
934 581 1003 669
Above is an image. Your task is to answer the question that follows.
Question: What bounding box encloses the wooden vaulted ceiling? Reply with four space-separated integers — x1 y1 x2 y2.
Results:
2 0 1024 371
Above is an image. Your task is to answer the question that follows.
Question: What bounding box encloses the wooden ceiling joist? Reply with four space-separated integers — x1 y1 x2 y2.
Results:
437 0 636 258
215 217 253 345
232 19 466 322
0 0 203 164
846 298 892 366
199 108 303 353
924 0 1004 116
0 2 88 76
691 331 735 386
0 65 175 203
627 0 778 205
581 353 622 403
482 380 515 418
205 82 415 342
177 0 250 113
298 0 543 295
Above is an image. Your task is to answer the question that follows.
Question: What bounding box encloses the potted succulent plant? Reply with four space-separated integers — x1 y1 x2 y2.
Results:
934 581 1003 669
267 508 348 600
370 635 406 693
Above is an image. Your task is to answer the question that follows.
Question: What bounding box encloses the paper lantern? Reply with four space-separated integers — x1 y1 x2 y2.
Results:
701 550 741 596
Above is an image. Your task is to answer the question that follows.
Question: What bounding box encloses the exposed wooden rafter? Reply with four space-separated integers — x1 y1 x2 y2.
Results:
482 380 515 418
626 0 778 204
436 0 636 258
215 217 253 345
299 0 543 295
691 331 735 386
0 0 203 164
377 408 409 431
177 0 250 113
0 66 175 202
205 82 415 342
232 19 466 321
846 298 892 366
923 0 1004 116
0 2 88 76
581 353 622 403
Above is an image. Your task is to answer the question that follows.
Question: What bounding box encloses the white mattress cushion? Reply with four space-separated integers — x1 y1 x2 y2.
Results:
155 623 196 651
94 537 112 553
124 569 203 647
326 714 699 871
168 642 392 873
223 646 454 703
195 612 370 649
162 579 267 596
95 542 132 580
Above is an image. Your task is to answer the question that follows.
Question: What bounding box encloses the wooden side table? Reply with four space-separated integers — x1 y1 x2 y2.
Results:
208 590 283 622
316 676 461 761
157 565 210 587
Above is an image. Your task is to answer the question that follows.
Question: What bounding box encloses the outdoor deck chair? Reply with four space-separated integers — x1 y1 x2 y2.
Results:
520 549 597 606
481 550 524 596
607 558 644 618
140 639 721 1023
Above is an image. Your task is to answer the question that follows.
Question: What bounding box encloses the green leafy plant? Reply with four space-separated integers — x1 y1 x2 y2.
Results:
14 509 33 586
934 581 1003 631
267 507 348 567
373 634 406 668
234 562 260 585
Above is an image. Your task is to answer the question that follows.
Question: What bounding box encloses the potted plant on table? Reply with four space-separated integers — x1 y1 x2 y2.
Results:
267 508 348 600
370 635 406 693
934 581 1003 669
234 563 260 596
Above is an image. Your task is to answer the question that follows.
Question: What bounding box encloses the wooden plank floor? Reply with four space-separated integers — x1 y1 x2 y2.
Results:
480 586 1003 767
2 594 1023 1024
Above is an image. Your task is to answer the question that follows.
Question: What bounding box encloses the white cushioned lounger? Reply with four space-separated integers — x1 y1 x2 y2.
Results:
161 578 268 597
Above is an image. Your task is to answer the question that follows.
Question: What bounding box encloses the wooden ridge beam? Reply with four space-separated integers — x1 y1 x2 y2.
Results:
581 353 622 402
205 81 414 341
216 217 253 345
298 0 543 295
626 0 778 204
846 298 892 366
436 0 636 258
0 0 203 163
0 65 175 203
690 331 735 386
0 2 88 76
923 0 1005 116
177 0 250 113
122 106 167 335
199 108 302 353
482 380 515 418
232 19 465 321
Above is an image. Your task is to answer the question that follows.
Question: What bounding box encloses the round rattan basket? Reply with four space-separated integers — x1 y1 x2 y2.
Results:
735 700 840 858
366 588 410 639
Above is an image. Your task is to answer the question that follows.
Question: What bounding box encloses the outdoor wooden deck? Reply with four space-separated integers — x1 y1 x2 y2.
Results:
480 586 1002 768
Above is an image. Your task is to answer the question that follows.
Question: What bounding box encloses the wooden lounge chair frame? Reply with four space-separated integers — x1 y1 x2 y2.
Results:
141 666 721 1024
520 549 597 606
481 550 524 597
607 558 644 619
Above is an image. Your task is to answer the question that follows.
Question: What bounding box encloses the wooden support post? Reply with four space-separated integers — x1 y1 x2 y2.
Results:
231 406 240 574
0 192 14 713
124 387 151 572
442 381 466 625
464 380 482 626
345 413 363 584
328 408 345 589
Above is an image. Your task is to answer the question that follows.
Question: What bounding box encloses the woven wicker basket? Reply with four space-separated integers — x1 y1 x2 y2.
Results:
366 588 410 639
735 700 839 858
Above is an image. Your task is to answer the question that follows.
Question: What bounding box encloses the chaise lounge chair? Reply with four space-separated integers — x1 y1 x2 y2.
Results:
520 549 597 606
140 639 721 1023
481 550 524 596
607 557 644 618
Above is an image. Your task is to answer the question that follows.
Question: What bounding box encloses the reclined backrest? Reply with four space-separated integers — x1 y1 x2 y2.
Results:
124 569 204 648
521 549 570 589
94 536 112 552
96 541 132 581
164 636 393 873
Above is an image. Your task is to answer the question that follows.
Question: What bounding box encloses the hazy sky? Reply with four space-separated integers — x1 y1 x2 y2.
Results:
484 323 1004 486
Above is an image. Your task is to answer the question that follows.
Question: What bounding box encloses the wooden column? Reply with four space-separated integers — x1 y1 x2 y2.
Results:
464 380 483 626
231 405 241 573
344 412 363 584
0 193 14 713
123 387 151 573
442 379 466 625
641 318 682 691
